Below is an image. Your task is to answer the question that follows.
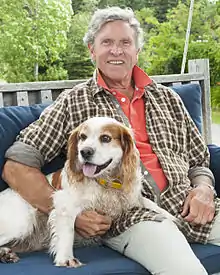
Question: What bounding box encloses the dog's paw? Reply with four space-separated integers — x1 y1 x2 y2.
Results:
55 257 84 268
0 247 20 263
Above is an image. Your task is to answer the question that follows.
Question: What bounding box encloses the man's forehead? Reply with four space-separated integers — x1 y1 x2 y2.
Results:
96 21 135 38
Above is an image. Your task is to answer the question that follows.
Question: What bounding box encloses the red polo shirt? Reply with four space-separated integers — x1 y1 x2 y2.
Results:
97 66 167 191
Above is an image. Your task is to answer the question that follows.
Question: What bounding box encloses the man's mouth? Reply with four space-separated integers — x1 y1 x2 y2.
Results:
107 60 124 65
82 159 112 177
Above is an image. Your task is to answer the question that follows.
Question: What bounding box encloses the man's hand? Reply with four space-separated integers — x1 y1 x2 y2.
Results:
75 210 112 238
181 184 215 225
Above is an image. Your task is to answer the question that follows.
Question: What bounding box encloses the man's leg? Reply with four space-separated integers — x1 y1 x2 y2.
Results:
104 219 207 275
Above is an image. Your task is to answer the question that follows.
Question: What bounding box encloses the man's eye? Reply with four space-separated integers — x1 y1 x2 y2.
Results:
102 39 111 45
123 40 130 46
100 135 112 143
79 133 87 141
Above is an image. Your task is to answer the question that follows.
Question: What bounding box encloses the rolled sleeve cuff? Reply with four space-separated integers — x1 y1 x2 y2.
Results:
5 141 45 169
188 167 215 187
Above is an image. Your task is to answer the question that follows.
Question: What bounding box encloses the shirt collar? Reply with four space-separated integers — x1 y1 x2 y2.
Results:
95 65 152 95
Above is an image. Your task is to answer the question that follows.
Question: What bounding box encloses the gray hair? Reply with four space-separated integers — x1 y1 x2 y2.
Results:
83 6 144 49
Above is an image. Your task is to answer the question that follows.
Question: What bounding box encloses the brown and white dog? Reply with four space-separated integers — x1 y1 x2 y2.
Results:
0 117 175 267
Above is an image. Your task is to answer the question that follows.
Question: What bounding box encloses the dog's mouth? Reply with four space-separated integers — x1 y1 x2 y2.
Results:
82 159 112 177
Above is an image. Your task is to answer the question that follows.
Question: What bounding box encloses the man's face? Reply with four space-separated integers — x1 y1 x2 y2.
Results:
89 20 139 82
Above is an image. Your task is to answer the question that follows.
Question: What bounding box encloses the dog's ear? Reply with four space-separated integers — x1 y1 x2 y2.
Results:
119 126 139 193
66 126 84 181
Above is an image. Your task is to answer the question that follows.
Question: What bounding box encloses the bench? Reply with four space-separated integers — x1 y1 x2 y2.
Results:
1 58 220 275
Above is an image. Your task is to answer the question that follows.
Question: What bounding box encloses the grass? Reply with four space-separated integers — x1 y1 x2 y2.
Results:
212 111 220 124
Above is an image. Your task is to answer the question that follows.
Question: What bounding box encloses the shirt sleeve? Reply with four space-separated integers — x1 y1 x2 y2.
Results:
5 92 71 168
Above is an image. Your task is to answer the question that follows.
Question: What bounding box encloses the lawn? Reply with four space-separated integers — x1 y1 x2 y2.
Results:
212 111 220 124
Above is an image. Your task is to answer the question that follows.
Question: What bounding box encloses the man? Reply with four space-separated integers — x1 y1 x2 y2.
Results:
2 6 220 275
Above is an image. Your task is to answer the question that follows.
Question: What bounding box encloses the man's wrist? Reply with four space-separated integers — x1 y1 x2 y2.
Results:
191 175 217 197
193 182 217 197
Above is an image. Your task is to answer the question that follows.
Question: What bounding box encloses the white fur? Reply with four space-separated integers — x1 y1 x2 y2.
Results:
0 117 175 267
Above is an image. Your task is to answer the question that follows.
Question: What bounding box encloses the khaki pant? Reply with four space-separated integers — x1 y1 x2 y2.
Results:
105 213 220 275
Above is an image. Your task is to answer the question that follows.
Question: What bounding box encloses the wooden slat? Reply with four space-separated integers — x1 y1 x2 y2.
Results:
0 92 3 107
41 90 53 103
151 73 205 84
0 73 205 92
188 59 212 144
16 91 29 106
0 80 87 92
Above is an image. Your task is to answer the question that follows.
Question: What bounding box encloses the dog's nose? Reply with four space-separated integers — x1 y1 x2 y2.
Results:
80 147 95 160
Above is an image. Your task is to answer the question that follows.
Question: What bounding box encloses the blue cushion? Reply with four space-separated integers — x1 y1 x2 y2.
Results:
208 144 220 196
0 104 66 192
0 104 47 191
192 243 220 274
171 83 202 133
0 246 147 275
0 244 220 275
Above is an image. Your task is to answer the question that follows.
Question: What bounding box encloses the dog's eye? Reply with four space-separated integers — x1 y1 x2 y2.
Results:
100 135 112 143
79 133 87 141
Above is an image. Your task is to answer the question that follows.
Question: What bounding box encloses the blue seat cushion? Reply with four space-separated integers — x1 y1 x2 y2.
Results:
0 244 220 275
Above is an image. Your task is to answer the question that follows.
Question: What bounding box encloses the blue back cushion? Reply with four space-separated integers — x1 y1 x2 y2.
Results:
208 144 220 195
171 83 202 133
0 104 65 191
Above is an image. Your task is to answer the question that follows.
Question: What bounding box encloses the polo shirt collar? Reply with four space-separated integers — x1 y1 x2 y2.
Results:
92 65 152 96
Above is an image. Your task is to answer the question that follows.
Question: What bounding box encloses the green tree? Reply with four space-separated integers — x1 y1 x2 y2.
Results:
0 0 73 82
140 0 220 81
64 12 94 79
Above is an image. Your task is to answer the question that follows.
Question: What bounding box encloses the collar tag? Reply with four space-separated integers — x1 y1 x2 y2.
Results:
97 178 122 190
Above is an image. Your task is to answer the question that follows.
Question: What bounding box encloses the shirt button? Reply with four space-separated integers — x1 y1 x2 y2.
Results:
121 97 126 102
112 92 116 95
144 171 148 176
116 104 120 108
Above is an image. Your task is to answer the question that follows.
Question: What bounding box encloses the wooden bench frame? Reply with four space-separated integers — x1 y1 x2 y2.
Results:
0 59 212 144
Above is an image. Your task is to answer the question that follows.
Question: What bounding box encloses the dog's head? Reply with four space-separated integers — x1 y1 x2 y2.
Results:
66 117 140 191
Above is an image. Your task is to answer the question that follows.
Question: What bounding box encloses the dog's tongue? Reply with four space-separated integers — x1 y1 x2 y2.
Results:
82 163 97 177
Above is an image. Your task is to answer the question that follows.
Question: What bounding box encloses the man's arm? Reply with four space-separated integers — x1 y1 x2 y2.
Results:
176 93 216 224
2 160 54 213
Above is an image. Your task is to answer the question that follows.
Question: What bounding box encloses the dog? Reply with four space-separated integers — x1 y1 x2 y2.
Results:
0 117 175 267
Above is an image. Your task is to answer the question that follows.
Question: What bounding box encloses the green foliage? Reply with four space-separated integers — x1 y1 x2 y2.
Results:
212 86 220 108
0 0 73 82
139 0 220 81
63 12 94 79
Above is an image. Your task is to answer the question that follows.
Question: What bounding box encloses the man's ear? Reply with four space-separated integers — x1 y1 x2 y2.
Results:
135 48 140 64
88 43 96 61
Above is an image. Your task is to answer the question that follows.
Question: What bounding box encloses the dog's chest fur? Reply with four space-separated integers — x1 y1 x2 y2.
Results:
75 179 142 218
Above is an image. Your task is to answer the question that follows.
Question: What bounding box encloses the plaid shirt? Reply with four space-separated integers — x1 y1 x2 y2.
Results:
13 73 220 243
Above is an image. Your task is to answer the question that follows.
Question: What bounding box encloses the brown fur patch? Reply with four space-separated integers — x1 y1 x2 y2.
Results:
102 123 139 193
51 170 62 190
66 126 84 183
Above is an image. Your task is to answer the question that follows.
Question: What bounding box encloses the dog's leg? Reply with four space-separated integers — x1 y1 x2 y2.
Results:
142 197 177 222
0 247 19 264
49 189 84 268
0 189 37 263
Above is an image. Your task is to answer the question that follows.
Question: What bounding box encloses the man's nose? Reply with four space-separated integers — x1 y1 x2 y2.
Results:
110 45 123 55
80 147 95 160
